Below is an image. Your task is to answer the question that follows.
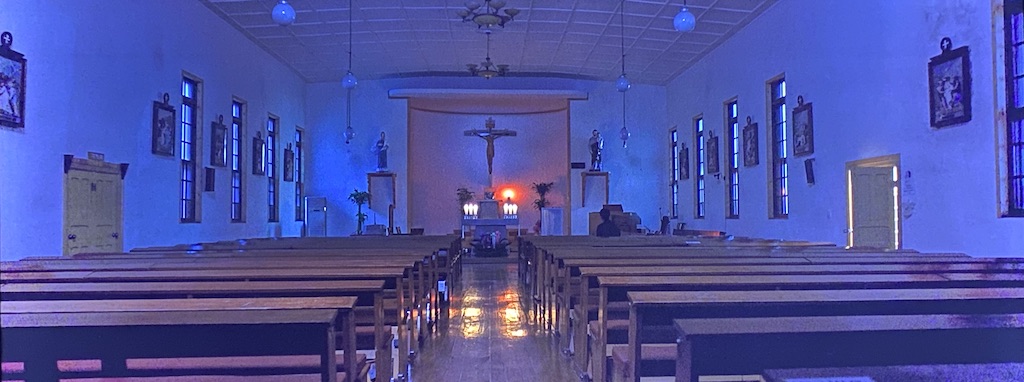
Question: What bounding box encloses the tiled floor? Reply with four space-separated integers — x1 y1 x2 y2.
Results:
408 262 580 382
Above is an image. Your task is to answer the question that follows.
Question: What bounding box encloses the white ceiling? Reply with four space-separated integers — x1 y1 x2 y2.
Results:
200 0 778 85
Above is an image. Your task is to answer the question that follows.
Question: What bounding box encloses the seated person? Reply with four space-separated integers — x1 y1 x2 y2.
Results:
595 208 621 237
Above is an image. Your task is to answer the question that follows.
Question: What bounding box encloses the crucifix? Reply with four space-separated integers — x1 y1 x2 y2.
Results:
464 117 517 190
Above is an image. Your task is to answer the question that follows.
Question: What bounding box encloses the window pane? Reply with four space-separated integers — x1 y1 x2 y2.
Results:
1013 13 1023 43
1016 77 1024 108
1014 45 1024 76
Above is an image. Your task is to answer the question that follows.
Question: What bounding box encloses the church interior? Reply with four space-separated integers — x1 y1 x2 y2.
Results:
1 0 1024 381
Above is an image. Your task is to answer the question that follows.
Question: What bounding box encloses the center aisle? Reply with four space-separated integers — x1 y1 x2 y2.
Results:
409 262 580 382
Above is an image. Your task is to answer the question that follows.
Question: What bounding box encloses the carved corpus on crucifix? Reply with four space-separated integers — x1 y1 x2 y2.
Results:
464 117 517 192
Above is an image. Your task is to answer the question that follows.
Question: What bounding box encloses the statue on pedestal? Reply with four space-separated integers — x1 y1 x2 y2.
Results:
371 131 388 172
589 129 604 171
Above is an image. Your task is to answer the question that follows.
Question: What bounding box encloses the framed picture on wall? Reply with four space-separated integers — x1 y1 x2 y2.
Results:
283 144 294 182
252 132 265 176
742 117 759 167
0 31 26 130
928 37 972 128
792 96 814 157
151 93 175 157
706 135 720 174
679 146 690 180
210 115 227 167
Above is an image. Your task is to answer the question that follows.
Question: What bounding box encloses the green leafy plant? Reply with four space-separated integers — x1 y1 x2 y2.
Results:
348 189 371 235
456 187 475 211
532 182 554 210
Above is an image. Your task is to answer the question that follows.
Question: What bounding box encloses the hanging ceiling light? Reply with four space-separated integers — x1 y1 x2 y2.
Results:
616 0 630 93
457 0 520 31
343 0 356 144
467 34 509 79
271 0 296 26
619 0 630 147
673 0 696 32
341 0 358 89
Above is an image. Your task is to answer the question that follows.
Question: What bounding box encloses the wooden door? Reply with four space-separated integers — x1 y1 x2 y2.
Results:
849 166 897 249
63 155 124 255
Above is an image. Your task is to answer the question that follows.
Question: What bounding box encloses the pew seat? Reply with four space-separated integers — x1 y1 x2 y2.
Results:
1 353 367 378
673 314 1024 382
762 362 1024 382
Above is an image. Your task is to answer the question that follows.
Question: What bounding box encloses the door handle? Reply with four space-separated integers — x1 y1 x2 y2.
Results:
112 233 119 239
67 234 77 240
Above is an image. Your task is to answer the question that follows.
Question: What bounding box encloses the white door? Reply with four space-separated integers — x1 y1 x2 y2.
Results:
849 166 896 249
64 163 123 255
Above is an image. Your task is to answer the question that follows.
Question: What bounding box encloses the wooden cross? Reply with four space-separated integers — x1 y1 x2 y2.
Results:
464 118 517 186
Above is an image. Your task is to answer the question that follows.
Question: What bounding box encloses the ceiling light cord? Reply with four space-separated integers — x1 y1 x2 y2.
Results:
347 0 353 71
620 0 625 75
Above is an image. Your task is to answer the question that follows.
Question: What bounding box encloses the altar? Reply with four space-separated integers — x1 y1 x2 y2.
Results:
462 199 519 257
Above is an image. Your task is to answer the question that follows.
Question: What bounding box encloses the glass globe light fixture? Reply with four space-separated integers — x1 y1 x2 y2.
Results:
342 71 358 89
619 126 630 148
673 7 696 32
272 0 296 26
344 126 355 144
615 74 631 92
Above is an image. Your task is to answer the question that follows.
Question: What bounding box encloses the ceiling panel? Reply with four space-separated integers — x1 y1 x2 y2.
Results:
199 0 778 84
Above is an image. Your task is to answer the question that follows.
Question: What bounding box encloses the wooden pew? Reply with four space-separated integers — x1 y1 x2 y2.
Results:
0 280 389 380
561 260 1023 358
620 288 1024 382
585 272 1024 382
0 266 411 381
762 362 1024 382
671 314 1024 382
2 309 344 382
532 247 966 331
2 297 360 382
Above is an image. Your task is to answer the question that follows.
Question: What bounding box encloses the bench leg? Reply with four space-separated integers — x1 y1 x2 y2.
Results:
674 338 693 382
324 324 339 382
374 292 392 382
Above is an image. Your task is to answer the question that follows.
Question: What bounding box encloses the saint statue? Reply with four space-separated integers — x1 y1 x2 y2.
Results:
371 131 389 171
589 129 604 171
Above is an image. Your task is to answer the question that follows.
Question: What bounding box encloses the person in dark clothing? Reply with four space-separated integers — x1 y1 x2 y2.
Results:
595 208 621 237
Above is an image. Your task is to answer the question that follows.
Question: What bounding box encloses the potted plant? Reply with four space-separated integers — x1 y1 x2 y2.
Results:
348 189 371 235
532 182 554 210
531 182 554 233
456 187 475 212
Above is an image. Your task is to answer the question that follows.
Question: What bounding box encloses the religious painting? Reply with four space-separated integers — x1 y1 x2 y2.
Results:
706 135 720 174
210 116 227 167
928 37 972 128
0 32 26 130
283 144 294 182
252 132 265 176
679 146 690 180
151 93 175 157
792 96 814 157
742 118 759 167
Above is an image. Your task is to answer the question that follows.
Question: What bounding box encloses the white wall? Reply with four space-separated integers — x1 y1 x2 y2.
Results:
305 76 668 236
0 0 307 260
667 0 1023 256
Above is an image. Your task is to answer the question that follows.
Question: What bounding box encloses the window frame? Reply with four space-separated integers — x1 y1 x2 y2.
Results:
230 99 245 223
1005 1 1024 217
267 115 279 223
694 115 706 219
670 127 679 219
767 76 789 219
725 98 740 219
179 76 200 223
295 128 305 222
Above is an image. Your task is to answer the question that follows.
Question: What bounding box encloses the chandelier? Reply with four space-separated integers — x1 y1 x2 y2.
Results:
457 0 520 31
467 34 509 79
